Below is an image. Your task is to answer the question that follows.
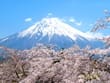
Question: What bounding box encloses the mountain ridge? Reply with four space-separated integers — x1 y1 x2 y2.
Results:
0 17 104 50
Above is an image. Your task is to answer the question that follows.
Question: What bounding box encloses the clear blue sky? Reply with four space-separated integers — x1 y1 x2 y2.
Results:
0 0 110 38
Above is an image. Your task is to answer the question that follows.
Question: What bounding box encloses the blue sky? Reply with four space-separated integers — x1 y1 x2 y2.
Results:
0 0 110 38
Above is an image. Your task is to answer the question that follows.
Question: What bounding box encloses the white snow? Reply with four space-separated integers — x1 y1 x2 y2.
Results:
0 38 8 42
18 17 97 40
85 32 104 39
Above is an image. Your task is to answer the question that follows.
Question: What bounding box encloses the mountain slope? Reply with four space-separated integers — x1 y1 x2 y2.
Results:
0 17 104 50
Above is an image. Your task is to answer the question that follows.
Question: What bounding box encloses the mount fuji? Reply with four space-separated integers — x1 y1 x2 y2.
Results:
0 17 104 50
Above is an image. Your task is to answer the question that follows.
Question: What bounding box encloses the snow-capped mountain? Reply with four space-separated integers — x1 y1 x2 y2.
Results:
0 17 104 50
